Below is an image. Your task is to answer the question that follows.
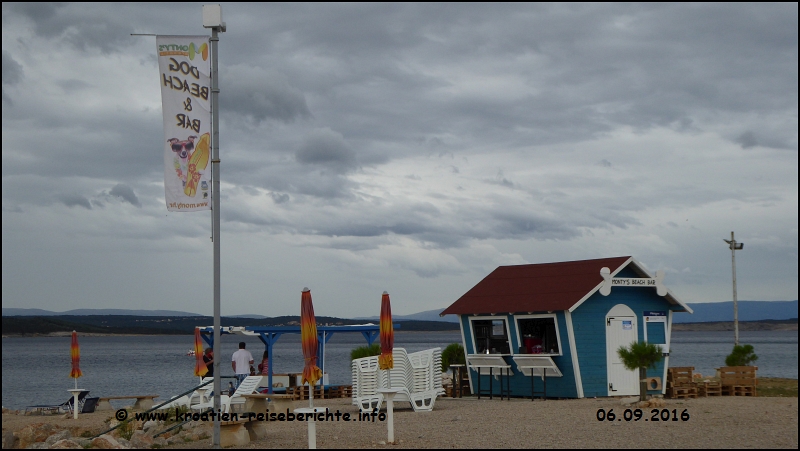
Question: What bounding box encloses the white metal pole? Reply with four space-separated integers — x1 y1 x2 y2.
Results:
731 231 739 346
210 24 222 450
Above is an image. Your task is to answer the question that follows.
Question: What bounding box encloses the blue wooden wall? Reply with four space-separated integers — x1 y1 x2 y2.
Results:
570 266 683 397
460 313 579 398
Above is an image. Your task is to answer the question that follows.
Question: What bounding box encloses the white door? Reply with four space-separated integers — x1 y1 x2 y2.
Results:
606 304 638 396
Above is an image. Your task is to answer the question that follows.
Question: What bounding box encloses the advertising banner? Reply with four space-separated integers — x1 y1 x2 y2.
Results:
157 35 211 211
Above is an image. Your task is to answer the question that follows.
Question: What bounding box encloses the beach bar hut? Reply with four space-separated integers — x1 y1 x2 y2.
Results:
441 256 692 398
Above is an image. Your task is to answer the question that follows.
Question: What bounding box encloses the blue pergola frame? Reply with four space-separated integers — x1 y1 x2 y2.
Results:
198 324 393 393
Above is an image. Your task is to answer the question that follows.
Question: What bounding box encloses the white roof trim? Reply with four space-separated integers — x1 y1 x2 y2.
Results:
567 257 693 314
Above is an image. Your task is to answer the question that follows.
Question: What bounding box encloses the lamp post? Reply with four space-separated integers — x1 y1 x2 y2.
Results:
202 4 226 449
723 231 744 345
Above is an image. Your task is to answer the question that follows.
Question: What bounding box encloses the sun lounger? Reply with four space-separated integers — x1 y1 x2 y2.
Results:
25 390 90 415
192 376 261 413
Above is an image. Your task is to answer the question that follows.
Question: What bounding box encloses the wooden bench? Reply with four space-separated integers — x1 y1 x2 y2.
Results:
718 366 758 396
96 395 158 411
241 393 295 413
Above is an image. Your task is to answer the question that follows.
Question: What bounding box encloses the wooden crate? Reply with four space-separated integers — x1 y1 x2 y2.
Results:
718 366 757 397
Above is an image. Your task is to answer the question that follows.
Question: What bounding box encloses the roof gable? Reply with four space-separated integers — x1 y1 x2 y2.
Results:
441 256 690 315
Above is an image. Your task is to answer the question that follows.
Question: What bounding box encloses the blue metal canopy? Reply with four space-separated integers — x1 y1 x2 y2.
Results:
197 324 396 393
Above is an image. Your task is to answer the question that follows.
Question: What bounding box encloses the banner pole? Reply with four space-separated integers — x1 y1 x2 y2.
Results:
210 24 222 451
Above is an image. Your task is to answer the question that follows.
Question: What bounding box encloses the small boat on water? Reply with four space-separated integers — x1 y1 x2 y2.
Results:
186 350 196 356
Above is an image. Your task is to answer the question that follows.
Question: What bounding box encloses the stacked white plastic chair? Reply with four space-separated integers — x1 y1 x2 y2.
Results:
352 347 444 412
351 355 383 411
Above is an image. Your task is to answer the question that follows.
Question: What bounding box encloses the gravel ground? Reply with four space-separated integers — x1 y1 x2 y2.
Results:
4 396 797 448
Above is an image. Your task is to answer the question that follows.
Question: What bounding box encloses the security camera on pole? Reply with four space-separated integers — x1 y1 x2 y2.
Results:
723 231 744 346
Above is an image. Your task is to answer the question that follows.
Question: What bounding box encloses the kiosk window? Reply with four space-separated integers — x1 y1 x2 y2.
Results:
472 319 510 354
645 321 666 345
518 317 560 354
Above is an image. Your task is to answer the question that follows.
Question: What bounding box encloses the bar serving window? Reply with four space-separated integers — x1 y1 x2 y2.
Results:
469 317 510 354
515 314 562 356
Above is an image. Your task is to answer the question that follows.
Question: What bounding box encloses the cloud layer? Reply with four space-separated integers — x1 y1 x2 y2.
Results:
2 3 797 317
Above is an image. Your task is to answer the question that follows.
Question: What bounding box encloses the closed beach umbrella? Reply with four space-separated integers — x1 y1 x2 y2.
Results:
300 288 323 449
194 327 208 377
379 291 394 371
70 330 82 388
300 288 322 391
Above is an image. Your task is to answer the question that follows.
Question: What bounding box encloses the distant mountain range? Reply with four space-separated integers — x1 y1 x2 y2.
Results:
3 300 796 323
672 300 797 323
2 308 202 316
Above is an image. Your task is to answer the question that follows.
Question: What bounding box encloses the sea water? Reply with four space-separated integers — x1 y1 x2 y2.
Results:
2 330 796 410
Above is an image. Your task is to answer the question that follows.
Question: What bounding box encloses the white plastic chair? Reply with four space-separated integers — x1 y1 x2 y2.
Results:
351 347 444 413
191 376 261 413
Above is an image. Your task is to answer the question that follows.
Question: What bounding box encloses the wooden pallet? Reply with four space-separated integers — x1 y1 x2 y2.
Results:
667 386 698 399
667 367 695 386
666 367 698 399
698 381 722 397
718 366 757 397
722 385 756 396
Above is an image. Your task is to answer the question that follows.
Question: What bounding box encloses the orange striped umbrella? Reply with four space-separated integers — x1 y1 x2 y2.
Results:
193 327 208 377
379 291 394 370
300 288 322 388
70 331 82 386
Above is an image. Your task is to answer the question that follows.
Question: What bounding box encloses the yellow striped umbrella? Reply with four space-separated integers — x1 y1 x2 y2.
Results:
300 288 322 388
70 331 82 388
194 327 208 377
379 291 394 370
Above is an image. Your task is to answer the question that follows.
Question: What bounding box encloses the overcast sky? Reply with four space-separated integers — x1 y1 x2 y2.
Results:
2 3 797 318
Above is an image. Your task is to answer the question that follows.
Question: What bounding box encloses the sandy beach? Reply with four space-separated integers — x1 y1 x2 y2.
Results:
4 395 797 449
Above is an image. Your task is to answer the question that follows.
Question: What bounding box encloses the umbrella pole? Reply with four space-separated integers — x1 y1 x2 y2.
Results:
308 388 316 449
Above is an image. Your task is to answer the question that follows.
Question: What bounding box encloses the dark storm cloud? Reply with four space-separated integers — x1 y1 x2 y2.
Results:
109 184 141 207
7 2 136 53
2 51 23 85
2 51 23 104
2 107 163 181
299 3 795 150
222 65 311 124
295 128 358 173
59 194 92 210
269 192 289 204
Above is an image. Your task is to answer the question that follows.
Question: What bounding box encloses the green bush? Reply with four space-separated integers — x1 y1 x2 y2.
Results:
725 344 758 366
118 418 135 441
441 343 465 372
617 341 663 402
350 343 381 360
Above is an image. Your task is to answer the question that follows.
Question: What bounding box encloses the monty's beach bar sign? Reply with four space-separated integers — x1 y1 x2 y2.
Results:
599 267 668 296
157 36 211 212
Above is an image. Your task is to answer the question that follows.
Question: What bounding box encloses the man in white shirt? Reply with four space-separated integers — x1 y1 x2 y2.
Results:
231 342 254 388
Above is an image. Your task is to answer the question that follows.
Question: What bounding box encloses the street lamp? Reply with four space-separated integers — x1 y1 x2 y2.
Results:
203 4 225 449
723 231 744 345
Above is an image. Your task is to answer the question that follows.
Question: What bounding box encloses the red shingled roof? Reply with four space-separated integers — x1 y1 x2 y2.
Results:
442 256 635 315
